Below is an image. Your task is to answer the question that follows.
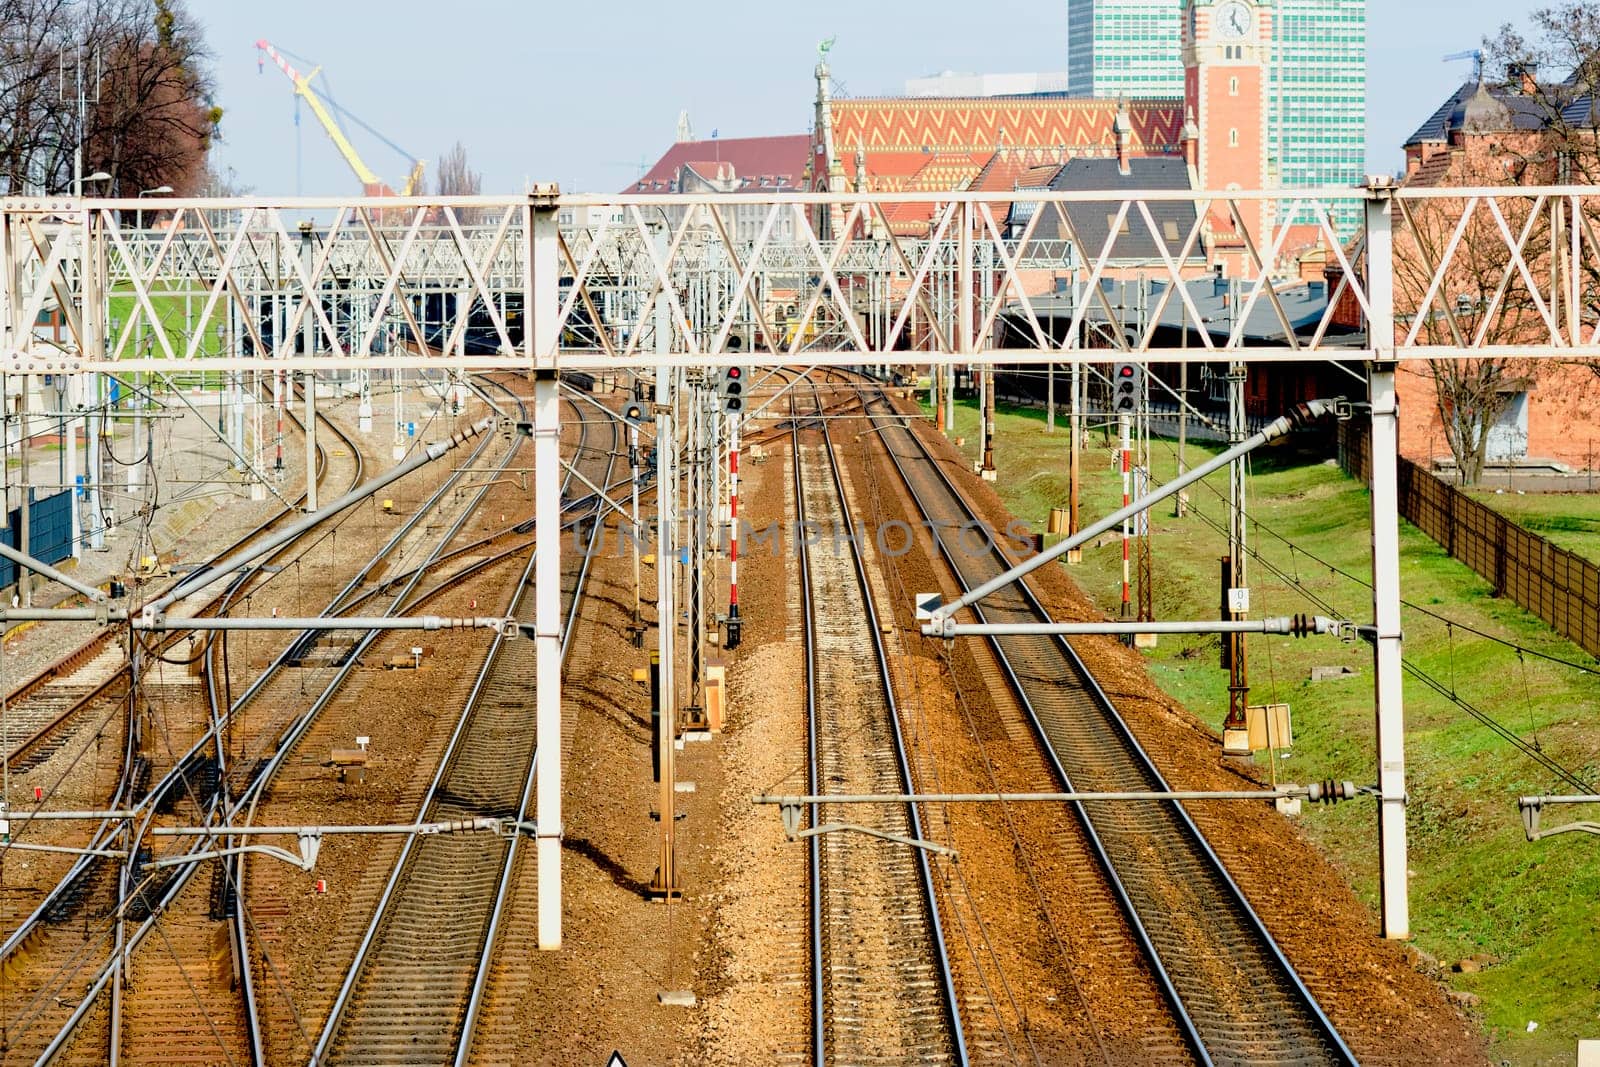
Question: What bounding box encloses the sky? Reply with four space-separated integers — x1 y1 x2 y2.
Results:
196 0 1547 198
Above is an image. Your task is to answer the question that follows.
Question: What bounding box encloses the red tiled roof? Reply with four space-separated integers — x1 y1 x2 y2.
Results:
970 149 1066 232
1018 162 1064 187
626 134 810 194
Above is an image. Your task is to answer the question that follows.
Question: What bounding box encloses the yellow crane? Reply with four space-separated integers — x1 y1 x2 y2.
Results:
256 39 425 196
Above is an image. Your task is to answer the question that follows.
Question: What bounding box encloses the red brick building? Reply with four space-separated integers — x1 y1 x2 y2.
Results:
1394 77 1598 474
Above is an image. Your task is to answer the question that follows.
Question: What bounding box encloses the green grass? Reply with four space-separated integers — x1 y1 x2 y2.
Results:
1465 488 1600 565
932 392 1600 1064
107 279 227 365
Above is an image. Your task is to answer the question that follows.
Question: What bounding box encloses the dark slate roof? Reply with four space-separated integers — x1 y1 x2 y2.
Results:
1407 78 1599 145
1010 277 1361 346
1026 157 1200 263
1407 82 1479 145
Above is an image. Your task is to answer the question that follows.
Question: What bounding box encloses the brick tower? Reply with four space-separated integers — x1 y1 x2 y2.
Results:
1183 0 1273 275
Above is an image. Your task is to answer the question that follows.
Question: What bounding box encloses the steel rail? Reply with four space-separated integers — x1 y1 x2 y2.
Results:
0 381 354 1056
0 383 344 776
861 382 1354 1065
787 383 827 1066
308 397 613 1065
454 410 620 1065
799 372 968 1064
790 369 953 1067
30 388 507 1066
230 376 534 1066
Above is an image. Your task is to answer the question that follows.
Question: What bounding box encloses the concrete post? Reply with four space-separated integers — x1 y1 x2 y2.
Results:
652 329 680 898
19 382 30 606
82 213 105 551
529 190 564 950
300 223 318 514
1364 177 1409 940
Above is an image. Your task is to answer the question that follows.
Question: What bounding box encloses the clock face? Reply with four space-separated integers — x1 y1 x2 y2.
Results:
1215 0 1252 40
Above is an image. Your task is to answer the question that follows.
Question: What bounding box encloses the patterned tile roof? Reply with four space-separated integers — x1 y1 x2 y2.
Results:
823 96 1184 224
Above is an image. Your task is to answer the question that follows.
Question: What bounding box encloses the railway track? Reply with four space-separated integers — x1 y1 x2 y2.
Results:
790 378 964 1066
858 384 1354 1067
310 398 621 1065
19 391 505 1065
0 390 350 777
0 388 363 1066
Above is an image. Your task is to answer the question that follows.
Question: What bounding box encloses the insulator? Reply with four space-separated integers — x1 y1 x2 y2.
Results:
1306 778 1357 804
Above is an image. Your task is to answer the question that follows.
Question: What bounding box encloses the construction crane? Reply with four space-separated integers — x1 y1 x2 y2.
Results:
255 39 425 197
1443 48 1485 83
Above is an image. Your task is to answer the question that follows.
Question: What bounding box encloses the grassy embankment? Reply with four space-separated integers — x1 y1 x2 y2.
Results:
934 394 1600 1065
1466 488 1600 564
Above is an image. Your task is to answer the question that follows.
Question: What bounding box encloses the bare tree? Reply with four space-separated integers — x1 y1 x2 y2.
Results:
433 140 480 197
1482 4 1600 387
0 0 218 196
1482 4 1600 185
433 139 482 223
1394 155 1543 484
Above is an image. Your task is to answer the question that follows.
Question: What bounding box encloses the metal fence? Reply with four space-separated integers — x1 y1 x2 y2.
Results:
1338 419 1600 659
0 489 75 589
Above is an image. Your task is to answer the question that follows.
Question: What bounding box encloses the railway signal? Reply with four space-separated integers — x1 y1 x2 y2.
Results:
717 366 747 414
621 402 646 428
1112 361 1142 414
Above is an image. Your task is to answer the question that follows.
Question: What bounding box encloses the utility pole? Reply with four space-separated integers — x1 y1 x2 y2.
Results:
629 380 643 642
979 241 996 480
684 377 706 730
725 406 741 648
61 42 100 198
1136 363 1153 629
1118 412 1132 627
1175 309 1189 518
1221 353 1251 755
1046 359 1055 434
1365 175 1409 939
1066 270 1083 563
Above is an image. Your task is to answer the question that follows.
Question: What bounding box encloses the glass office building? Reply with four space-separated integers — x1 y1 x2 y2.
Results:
1270 0 1366 235
1066 0 1185 99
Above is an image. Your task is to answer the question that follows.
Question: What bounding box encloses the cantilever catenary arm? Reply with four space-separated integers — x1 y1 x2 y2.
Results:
147 416 496 616
926 399 1336 626
0 541 108 603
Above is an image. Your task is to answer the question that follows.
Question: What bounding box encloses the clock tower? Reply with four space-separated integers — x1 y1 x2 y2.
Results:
1183 0 1272 273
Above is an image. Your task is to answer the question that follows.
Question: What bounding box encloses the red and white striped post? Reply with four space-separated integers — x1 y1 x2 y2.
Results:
726 417 741 648
1119 412 1132 621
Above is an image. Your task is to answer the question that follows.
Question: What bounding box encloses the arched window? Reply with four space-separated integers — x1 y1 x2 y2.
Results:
1229 76 1239 96
1229 128 1239 147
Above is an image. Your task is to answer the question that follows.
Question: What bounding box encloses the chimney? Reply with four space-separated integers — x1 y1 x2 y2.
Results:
1113 98 1132 176
1512 63 1539 95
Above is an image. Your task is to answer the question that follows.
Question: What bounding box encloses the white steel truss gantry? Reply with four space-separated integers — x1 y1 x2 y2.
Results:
8 180 1600 947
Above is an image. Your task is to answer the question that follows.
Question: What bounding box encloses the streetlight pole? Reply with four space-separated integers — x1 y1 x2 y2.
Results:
136 185 173 230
